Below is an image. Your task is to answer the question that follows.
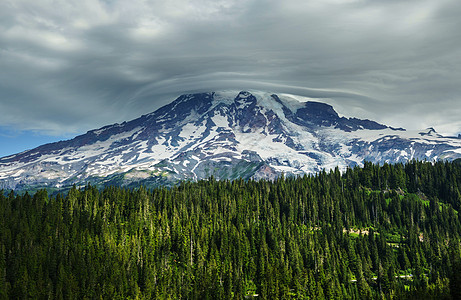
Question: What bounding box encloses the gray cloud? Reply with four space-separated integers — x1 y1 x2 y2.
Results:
0 0 460 136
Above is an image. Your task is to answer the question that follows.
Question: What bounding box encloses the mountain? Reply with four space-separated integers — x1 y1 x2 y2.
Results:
1 90 461 190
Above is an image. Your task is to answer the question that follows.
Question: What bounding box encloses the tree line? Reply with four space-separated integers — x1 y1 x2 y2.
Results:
1 159 461 299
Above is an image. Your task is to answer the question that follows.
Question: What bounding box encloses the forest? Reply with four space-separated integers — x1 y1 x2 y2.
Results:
1 159 461 299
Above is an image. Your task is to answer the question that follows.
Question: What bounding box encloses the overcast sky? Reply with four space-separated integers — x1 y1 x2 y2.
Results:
1 0 461 157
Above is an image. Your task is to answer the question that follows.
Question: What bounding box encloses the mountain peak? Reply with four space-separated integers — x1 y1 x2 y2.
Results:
234 91 258 109
236 91 253 99
419 127 441 137
295 101 339 126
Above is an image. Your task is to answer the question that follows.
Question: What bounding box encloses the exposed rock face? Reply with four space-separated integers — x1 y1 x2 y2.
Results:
1 90 460 190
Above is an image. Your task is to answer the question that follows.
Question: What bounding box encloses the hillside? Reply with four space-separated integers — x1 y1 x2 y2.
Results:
1 160 461 298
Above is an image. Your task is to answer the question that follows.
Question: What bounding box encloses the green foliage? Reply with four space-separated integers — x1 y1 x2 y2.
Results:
1 160 460 299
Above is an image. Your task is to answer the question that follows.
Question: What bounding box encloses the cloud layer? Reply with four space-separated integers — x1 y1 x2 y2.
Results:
1 0 460 136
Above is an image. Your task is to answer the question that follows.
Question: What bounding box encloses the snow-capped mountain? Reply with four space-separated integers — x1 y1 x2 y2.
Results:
1 90 461 190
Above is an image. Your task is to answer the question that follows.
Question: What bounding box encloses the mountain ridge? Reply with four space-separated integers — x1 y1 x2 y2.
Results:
1 90 461 190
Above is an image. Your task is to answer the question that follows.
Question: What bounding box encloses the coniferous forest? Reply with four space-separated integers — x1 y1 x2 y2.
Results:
1 160 461 299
